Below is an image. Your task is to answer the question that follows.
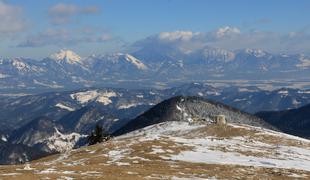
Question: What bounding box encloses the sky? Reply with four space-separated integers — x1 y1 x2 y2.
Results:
0 0 310 59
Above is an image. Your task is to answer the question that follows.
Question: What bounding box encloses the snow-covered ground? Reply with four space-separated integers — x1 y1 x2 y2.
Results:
55 103 75 111
1 135 7 142
1 121 310 179
118 102 144 109
70 90 117 105
119 121 310 171
124 54 148 70
45 128 86 153
169 136 310 171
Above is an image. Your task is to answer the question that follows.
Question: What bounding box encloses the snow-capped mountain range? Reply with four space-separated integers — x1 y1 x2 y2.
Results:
0 48 310 92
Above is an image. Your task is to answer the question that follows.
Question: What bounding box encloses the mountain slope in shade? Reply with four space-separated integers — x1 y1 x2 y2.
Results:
113 96 275 136
9 116 61 146
57 105 116 134
0 121 310 179
256 104 310 138
0 142 50 165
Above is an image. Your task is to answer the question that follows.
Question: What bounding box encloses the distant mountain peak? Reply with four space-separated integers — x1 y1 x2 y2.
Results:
243 48 267 58
113 96 274 136
49 50 82 64
97 53 148 70
11 58 29 71
202 47 235 62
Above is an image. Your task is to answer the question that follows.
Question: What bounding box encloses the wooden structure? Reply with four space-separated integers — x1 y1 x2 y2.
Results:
215 115 226 125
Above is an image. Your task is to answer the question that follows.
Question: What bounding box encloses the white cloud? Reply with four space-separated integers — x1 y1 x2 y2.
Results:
214 26 241 38
158 31 201 42
132 27 310 54
0 1 26 35
48 3 99 25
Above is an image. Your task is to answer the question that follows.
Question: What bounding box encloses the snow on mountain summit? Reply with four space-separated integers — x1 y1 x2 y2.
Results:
49 50 82 64
92 53 148 70
202 47 235 62
243 48 267 58
124 53 148 70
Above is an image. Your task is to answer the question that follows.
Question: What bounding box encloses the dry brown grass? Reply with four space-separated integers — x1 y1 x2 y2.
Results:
184 124 259 138
0 123 310 179
1 158 309 180
184 124 310 148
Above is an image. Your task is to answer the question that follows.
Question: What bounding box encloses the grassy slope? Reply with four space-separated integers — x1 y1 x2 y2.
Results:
0 122 310 180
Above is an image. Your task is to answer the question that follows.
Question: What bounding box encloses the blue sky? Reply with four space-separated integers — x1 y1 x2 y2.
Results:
1 0 310 58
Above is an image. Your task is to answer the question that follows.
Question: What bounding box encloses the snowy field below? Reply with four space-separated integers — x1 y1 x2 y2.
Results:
0 121 310 179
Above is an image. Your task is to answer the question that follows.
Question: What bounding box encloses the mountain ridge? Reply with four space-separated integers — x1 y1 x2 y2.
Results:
257 103 310 138
113 96 275 136
1 47 310 92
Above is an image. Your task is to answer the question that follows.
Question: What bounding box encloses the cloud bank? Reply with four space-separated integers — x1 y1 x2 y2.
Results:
132 27 310 54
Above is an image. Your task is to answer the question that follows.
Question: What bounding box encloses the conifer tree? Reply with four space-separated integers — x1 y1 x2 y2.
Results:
88 124 110 145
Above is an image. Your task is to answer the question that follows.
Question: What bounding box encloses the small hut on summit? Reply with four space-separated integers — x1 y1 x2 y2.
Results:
187 114 227 125
215 115 226 125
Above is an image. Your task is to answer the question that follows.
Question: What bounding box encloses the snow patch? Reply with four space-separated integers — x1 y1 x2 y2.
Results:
244 48 267 58
0 73 9 78
150 146 165 154
298 90 310 94
238 88 258 92
176 104 193 122
46 128 86 153
33 79 63 88
12 59 28 71
197 92 204 96
124 54 148 70
170 135 310 171
55 103 75 111
119 121 310 172
0 173 22 176
118 121 204 141
292 99 301 106
136 94 144 98
172 177 215 180
1 135 7 142
107 149 131 164
70 90 117 105
233 98 247 102
118 102 144 109
278 90 288 94
23 164 35 170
